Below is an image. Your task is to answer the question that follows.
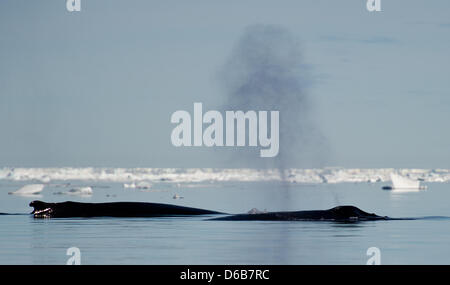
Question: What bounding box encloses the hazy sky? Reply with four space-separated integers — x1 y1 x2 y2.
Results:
0 0 449 168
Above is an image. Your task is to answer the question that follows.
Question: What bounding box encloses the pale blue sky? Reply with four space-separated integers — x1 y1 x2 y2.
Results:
0 0 449 168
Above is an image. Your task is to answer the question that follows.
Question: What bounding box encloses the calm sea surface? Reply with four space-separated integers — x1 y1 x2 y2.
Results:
1 181 449 264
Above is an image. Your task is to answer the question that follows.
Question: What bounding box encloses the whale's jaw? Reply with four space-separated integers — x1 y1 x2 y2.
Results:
30 201 55 218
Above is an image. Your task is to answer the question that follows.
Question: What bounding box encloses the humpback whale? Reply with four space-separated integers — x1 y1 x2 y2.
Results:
209 206 389 222
29 201 222 218
29 201 390 222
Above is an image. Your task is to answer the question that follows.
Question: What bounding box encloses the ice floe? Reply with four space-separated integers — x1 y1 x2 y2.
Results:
0 167 449 184
8 184 45 196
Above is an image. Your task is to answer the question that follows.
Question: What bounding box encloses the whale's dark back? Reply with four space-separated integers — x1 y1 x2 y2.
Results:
210 206 388 221
30 200 222 218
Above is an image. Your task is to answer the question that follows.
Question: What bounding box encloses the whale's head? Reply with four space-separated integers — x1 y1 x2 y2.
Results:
30 200 54 218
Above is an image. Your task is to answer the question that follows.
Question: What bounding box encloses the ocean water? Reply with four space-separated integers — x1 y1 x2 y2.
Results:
1 180 450 264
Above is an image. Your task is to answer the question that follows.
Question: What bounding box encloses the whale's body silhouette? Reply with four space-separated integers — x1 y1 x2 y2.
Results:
30 201 390 221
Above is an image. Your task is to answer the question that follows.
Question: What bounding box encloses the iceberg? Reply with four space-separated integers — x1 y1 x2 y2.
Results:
136 181 151 189
123 182 137 189
384 173 427 190
67 187 93 196
173 194 184 199
8 184 45 196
